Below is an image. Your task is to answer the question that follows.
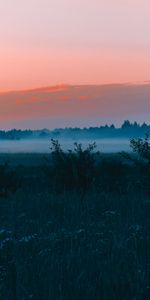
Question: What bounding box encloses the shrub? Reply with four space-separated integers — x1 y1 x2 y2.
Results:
127 134 150 194
0 163 19 198
49 139 97 191
130 134 150 162
97 157 127 193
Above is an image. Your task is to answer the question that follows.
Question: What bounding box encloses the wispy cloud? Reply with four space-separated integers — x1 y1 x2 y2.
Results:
16 84 71 105
79 95 88 101
0 84 150 128
16 96 40 105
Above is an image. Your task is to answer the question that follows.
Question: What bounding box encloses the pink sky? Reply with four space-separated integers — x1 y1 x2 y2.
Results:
0 84 150 129
0 0 150 91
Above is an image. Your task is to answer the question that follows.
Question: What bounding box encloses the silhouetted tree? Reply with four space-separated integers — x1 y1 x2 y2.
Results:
122 120 131 129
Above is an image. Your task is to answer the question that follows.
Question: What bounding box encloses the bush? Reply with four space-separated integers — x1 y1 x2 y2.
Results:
0 163 19 198
130 134 150 162
129 134 150 173
125 134 150 194
49 139 98 191
97 157 128 193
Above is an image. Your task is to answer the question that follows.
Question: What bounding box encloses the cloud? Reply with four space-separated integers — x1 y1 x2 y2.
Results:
79 95 88 101
42 84 70 93
16 96 40 105
15 84 71 105
59 95 70 101
1 84 150 129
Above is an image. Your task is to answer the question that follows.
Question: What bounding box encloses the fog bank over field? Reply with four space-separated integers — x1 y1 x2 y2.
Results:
0 138 130 153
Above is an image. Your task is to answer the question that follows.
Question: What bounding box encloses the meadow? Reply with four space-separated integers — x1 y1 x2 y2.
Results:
0 138 150 300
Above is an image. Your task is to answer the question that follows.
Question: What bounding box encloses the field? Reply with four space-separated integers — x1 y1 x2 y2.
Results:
0 149 150 300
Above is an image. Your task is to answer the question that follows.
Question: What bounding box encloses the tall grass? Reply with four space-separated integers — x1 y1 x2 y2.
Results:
0 137 150 299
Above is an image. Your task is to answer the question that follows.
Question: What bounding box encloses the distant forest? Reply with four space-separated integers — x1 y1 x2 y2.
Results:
0 121 150 140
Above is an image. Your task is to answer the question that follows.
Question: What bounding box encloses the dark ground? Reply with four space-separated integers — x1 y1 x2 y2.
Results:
0 153 150 300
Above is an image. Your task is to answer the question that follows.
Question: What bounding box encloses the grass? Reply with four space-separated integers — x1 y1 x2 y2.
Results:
0 152 150 299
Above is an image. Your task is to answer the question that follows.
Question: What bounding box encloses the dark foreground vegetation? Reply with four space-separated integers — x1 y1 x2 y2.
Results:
0 136 150 299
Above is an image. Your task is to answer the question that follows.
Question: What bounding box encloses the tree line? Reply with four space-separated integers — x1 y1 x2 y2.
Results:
0 121 150 140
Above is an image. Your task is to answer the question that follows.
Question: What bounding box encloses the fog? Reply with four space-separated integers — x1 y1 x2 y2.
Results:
0 138 130 153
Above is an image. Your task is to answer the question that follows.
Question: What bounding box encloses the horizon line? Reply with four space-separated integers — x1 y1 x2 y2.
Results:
1 120 150 132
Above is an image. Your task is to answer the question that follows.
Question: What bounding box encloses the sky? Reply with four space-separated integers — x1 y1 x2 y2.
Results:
0 0 150 91
0 84 150 129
